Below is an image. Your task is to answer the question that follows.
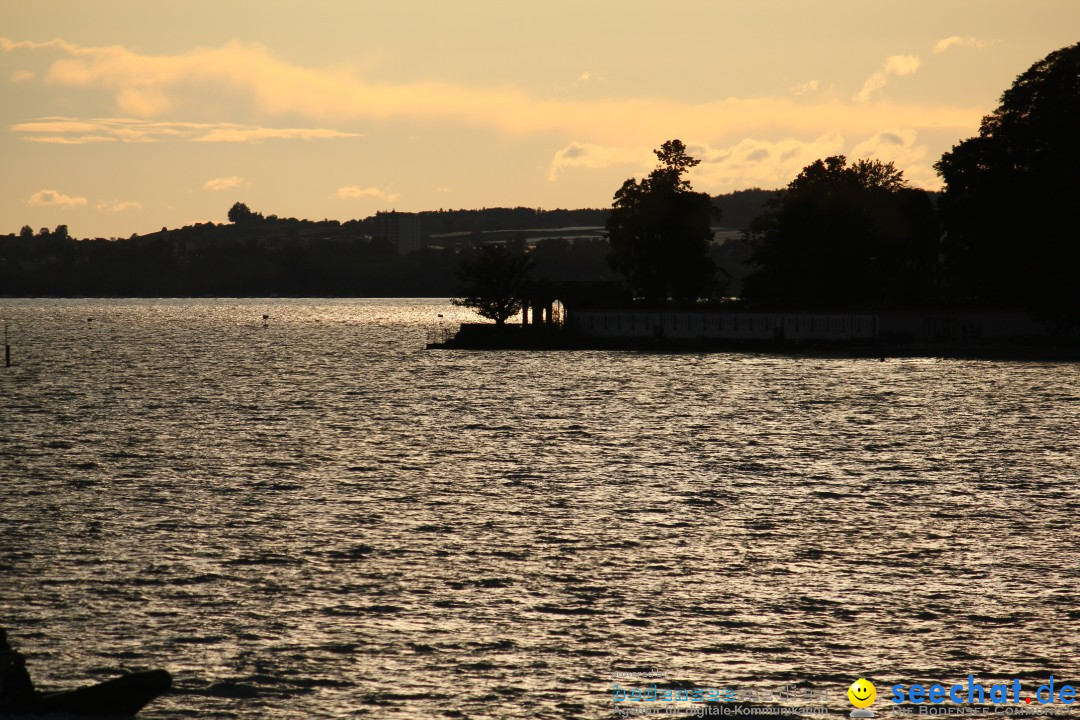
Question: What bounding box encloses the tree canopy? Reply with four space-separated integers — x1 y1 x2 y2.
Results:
742 155 937 308
606 140 718 303
452 244 533 324
935 42 1080 321
228 202 261 224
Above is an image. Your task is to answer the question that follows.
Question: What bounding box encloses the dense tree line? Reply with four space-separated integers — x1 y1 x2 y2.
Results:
0 214 620 297
0 199 715 298
935 41 1080 324
739 42 1079 322
742 156 938 309
715 189 777 230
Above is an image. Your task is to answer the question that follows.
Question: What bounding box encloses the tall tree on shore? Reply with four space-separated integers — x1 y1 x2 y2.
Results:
935 42 1080 322
742 156 937 308
606 140 718 303
452 244 533 325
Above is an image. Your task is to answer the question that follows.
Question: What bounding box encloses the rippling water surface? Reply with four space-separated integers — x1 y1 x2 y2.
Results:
2 299 1079 719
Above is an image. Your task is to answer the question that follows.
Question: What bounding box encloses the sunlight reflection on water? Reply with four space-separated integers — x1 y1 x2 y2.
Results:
1 299 1079 719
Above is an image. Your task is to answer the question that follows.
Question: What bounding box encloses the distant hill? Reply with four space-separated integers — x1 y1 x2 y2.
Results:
712 188 779 229
0 191 783 297
0 212 615 297
417 207 609 236
416 189 781 236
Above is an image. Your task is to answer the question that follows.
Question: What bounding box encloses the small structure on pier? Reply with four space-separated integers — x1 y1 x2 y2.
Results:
518 280 629 328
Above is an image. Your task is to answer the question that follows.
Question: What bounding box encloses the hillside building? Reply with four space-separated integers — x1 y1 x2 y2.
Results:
373 211 421 255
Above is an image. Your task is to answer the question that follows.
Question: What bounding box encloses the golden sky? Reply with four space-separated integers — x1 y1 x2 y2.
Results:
2 0 1078 237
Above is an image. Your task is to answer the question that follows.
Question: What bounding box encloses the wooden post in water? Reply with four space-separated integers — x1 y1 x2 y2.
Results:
3 322 9 368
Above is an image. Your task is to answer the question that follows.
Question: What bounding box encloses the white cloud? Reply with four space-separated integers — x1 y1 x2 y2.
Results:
22 135 116 144
885 55 921 75
28 189 87 207
15 119 111 133
548 142 652 180
791 80 819 96
544 129 940 193
115 86 172 116
334 186 400 203
935 36 985 53
1 37 79 53
1 37 982 145
547 133 852 193
96 200 142 212
576 71 606 85
856 55 921 102
11 117 360 145
203 176 246 191
689 132 848 191
193 127 359 143
850 128 938 188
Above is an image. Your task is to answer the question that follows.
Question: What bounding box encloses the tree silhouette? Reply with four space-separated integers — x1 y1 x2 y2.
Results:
606 140 718 303
935 42 1080 321
228 202 256 224
743 156 937 308
452 244 533 324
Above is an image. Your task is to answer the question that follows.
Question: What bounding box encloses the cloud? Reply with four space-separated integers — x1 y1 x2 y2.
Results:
885 55 921 75
28 189 87 207
547 133 850 192
856 55 921 102
548 142 652 180
688 132 849 191
11 69 34 82
11 117 360 144
935 36 985 53
22 135 116 144
545 128 941 193
1 36 982 146
193 127 358 143
1 37 80 54
115 86 172 116
692 129 940 192
791 80 819 96
576 71 606 85
850 128 938 188
15 119 111 133
203 176 246 191
334 186 400 203
96 200 142 212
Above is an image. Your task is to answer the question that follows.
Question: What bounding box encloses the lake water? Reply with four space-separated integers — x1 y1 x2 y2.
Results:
2 299 1079 719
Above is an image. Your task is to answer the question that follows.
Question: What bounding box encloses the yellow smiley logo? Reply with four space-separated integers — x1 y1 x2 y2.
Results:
848 678 876 708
